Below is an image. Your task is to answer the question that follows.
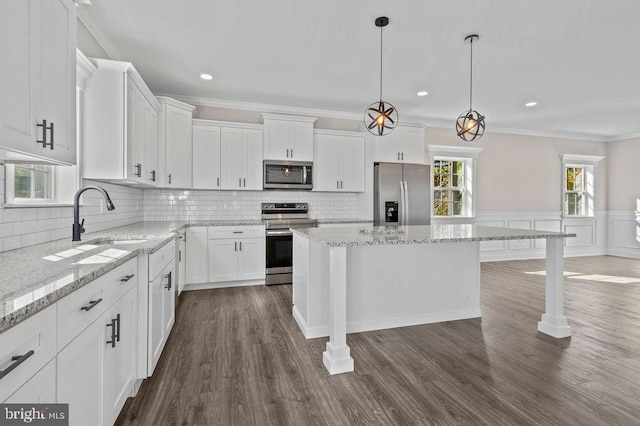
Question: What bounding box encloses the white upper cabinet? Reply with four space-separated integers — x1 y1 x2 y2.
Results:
83 59 161 185
192 120 221 190
220 125 263 190
261 113 316 161
157 97 195 188
374 126 426 164
0 0 76 165
313 131 365 192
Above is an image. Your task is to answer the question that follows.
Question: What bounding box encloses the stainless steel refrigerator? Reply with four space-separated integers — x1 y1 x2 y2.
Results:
374 162 431 226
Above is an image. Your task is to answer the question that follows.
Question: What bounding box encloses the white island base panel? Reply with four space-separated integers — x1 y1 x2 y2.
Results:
293 237 482 341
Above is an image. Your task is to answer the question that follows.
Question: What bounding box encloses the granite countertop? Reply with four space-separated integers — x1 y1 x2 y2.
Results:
317 219 374 224
0 220 264 333
292 224 576 247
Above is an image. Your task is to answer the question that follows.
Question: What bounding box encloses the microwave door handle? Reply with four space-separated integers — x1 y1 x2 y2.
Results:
303 166 307 184
404 181 409 226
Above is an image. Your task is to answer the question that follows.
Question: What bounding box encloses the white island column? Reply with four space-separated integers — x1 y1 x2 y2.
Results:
322 246 354 374
538 237 572 338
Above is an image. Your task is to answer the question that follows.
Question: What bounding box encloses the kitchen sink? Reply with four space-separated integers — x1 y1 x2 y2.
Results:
85 238 149 245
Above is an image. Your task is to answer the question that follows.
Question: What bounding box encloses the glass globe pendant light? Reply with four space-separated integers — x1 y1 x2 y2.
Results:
456 34 485 142
364 16 398 136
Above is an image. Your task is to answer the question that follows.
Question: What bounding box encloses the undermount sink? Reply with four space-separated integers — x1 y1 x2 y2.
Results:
86 238 149 245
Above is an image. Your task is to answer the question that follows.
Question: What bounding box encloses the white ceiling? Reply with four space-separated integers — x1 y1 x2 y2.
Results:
78 0 640 140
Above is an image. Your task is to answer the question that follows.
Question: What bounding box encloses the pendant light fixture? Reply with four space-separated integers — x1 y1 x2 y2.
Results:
364 16 398 136
456 34 485 142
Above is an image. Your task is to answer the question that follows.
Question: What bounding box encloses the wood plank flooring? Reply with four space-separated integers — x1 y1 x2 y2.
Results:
115 255 640 426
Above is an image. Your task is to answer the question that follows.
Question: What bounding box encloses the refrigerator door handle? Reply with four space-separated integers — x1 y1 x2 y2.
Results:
399 180 406 225
404 180 410 225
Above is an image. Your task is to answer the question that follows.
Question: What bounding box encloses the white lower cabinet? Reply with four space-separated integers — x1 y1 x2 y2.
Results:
185 227 209 284
208 226 265 283
4 359 56 404
148 253 175 375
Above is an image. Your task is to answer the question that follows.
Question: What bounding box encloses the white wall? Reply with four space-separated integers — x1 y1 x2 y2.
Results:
0 165 143 253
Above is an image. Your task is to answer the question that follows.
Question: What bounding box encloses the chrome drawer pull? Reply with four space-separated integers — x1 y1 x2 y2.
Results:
0 350 35 380
80 298 103 312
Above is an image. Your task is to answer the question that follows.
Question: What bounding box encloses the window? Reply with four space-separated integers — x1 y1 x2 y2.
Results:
13 165 54 201
562 154 603 217
428 145 484 219
433 160 464 216
4 163 78 205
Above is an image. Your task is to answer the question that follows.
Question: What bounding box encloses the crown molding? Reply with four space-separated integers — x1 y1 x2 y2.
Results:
77 7 124 60
76 48 97 89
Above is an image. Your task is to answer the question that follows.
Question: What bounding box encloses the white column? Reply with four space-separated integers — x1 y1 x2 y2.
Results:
322 246 354 374
537 237 572 338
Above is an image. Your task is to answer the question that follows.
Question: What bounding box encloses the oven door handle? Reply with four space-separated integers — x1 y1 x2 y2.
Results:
266 229 293 236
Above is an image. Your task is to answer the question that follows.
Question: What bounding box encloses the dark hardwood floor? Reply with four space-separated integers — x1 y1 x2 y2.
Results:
115 255 640 426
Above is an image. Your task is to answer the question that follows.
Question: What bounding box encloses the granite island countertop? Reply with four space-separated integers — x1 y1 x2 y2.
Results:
292 224 576 247
0 220 264 333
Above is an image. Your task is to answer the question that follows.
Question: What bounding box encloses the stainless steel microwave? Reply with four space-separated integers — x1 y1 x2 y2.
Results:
263 160 313 190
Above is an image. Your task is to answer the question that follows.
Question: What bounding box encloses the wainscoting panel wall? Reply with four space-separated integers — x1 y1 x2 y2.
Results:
607 211 640 259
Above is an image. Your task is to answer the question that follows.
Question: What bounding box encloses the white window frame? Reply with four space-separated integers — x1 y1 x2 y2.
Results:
428 145 483 220
561 154 604 218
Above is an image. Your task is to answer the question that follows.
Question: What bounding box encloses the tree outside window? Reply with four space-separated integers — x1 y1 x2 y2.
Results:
565 166 585 216
13 165 54 201
433 160 464 216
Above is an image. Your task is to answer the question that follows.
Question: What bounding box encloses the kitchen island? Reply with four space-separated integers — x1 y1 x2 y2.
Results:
292 224 575 375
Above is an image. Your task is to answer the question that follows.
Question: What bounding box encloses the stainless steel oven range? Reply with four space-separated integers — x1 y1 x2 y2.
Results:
262 202 317 285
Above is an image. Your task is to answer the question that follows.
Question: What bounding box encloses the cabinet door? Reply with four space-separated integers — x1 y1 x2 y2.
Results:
208 239 238 282
103 288 137 426
263 120 290 160
164 105 193 188
186 227 208 284
373 132 401 163
220 127 245 190
40 0 76 164
4 359 56 404
178 239 186 294
340 136 365 192
143 101 159 185
398 127 425 164
148 268 165 375
313 134 341 191
237 238 266 280
126 77 145 183
192 124 221 189
244 129 263 190
290 122 313 161
57 318 104 426
162 264 176 343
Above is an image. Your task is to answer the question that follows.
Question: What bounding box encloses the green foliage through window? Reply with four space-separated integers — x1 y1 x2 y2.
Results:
433 160 464 216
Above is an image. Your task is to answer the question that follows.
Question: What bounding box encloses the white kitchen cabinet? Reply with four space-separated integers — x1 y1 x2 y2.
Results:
186 227 209 284
192 121 221 189
0 0 76 165
157 97 195 188
220 126 263 190
148 247 175 375
208 226 265 283
178 231 187 295
314 132 365 192
3 359 56 403
262 113 316 161
374 126 425 164
83 59 161 185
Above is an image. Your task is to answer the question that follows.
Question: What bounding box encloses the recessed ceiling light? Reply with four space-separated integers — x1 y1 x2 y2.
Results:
416 91 428 97
525 101 537 107
200 73 213 80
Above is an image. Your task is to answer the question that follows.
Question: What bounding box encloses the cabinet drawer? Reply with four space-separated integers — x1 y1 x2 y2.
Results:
149 239 176 281
57 258 138 351
3 358 56 403
209 226 265 240
0 305 56 402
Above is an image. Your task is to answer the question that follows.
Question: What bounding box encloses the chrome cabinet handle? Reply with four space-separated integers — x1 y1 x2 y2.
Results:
401 152 404 160
217 177 220 187
239 241 242 251
168 173 172 184
239 178 241 187
235 241 237 251
106 315 118 348
134 163 142 177
36 120 54 149
150 170 156 182
81 298 103 311
243 178 246 187
0 350 35 380
337 181 339 189
120 274 135 282
291 149 293 158
340 181 343 189
286 148 289 157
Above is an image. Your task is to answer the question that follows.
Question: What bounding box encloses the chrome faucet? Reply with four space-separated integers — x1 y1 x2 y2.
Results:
72 186 115 241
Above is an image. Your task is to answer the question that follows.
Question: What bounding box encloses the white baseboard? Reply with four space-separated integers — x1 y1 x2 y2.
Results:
293 306 482 339
183 279 265 291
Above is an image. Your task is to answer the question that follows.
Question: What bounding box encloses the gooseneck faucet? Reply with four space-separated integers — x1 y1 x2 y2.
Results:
72 186 116 241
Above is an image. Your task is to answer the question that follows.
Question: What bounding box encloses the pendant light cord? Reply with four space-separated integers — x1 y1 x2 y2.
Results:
469 37 473 111
379 25 383 101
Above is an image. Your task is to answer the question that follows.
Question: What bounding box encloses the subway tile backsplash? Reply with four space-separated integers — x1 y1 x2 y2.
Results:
143 189 359 222
1 163 359 253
